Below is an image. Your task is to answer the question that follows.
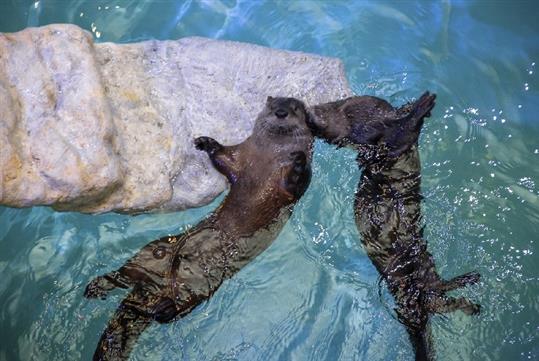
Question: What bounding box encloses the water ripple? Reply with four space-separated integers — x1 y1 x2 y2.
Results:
1 1 538 360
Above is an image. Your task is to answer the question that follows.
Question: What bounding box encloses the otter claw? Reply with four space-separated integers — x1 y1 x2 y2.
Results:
194 136 222 154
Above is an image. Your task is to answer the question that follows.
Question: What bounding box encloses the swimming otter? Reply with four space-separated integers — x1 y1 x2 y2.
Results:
84 97 313 360
309 92 481 361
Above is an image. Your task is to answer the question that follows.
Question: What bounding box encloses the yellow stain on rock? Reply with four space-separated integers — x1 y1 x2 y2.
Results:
122 89 141 103
4 153 22 182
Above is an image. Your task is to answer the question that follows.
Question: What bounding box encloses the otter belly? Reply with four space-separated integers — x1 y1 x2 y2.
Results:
224 207 291 273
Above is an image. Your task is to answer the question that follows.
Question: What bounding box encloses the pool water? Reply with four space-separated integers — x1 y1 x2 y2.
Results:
1 1 538 360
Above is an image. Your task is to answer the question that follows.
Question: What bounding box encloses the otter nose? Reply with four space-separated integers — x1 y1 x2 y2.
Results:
275 109 288 119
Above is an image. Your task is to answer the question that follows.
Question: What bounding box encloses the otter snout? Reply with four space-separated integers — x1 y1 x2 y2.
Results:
275 108 288 119
257 96 312 137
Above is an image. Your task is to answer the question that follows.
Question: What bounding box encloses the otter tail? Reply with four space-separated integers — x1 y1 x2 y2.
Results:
407 324 435 361
386 91 437 158
93 300 151 361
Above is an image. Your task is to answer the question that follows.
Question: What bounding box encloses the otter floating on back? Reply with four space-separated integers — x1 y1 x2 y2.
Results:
84 97 314 360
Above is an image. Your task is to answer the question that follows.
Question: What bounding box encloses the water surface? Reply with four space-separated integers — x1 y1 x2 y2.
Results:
0 1 538 360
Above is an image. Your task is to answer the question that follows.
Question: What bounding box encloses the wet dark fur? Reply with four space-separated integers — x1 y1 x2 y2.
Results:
309 92 481 361
84 97 313 360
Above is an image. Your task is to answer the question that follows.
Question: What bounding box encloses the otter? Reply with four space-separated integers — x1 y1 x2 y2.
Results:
308 92 481 361
84 97 313 360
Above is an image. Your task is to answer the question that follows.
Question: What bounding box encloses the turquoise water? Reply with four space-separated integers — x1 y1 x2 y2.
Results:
1 1 538 360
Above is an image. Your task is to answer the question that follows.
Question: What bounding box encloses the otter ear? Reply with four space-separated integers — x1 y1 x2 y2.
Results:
266 96 274 104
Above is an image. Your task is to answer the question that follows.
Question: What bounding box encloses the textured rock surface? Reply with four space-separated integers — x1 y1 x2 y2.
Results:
0 25 121 210
0 24 352 213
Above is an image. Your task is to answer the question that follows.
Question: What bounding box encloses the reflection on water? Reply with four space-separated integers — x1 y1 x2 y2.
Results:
0 1 538 360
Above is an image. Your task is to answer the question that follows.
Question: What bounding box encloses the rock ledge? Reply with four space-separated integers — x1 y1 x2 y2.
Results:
0 24 351 213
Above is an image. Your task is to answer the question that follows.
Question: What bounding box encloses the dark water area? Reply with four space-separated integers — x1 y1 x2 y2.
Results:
0 1 538 360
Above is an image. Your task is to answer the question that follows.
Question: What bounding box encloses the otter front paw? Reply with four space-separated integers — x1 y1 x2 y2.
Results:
84 275 115 300
288 151 307 183
194 136 222 154
284 151 311 198
290 151 307 166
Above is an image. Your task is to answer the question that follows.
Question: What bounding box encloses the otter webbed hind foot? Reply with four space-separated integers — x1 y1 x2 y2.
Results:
93 297 152 361
84 272 130 300
439 271 481 292
428 295 481 316
84 276 113 300
430 272 482 316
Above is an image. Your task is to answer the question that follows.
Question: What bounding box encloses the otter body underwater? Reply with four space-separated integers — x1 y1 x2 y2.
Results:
84 97 313 360
309 92 481 361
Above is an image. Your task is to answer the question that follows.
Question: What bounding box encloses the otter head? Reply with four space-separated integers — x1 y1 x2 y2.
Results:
305 104 350 147
254 96 312 138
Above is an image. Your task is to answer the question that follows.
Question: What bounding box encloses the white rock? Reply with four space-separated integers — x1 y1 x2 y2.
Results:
0 25 121 210
0 24 352 214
